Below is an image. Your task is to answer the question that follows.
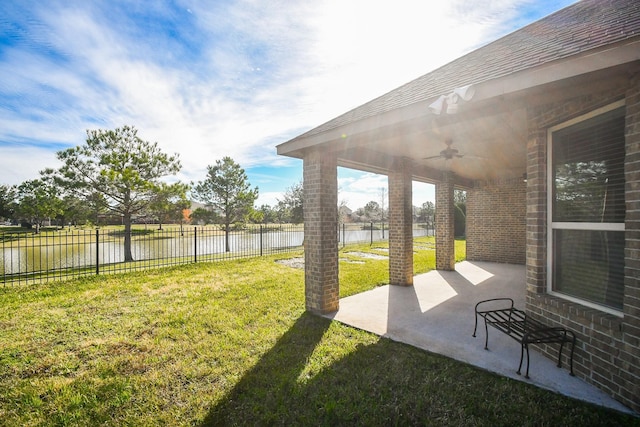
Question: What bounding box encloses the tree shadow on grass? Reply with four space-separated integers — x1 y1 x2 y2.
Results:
200 307 634 426
201 307 526 426
201 312 331 426
199 307 506 426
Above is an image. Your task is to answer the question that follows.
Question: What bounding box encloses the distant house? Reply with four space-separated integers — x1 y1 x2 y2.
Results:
278 0 640 412
338 204 354 223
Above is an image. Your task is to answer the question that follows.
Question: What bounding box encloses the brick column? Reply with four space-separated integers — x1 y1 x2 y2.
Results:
526 110 548 298
303 149 339 314
388 158 413 286
435 171 455 270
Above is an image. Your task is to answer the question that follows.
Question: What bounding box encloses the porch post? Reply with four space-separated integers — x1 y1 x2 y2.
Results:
303 148 339 314
435 171 455 270
388 157 413 286
525 113 547 296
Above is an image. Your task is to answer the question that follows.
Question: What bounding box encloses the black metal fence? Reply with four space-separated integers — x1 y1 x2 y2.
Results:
1 222 433 286
339 222 433 246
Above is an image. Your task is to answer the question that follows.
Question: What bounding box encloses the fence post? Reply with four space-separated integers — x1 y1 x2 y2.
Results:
370 222 374 245
194 226 197 263
95 228 100 275
382 222 385 239
260 224 263 257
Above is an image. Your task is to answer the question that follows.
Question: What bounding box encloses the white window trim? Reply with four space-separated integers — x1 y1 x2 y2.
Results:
549 222 624 231
546 100 626 317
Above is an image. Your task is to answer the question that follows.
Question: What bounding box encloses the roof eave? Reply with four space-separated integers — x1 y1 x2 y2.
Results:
276 38 640 159
472 38 640 103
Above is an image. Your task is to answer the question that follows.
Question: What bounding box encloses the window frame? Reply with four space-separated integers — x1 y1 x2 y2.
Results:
546 100 625 317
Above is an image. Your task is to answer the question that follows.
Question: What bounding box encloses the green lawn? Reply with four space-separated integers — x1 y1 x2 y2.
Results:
0 238 635 426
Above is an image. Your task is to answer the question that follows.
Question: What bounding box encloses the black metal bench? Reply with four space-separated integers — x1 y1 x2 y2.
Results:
472 298 576 379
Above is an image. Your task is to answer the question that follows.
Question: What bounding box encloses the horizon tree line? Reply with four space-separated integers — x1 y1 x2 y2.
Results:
0 125 450 259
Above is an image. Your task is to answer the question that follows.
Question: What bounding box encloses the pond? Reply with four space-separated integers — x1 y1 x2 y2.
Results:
1 226 432 276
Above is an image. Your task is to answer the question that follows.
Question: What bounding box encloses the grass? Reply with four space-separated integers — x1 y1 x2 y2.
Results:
0 237 636 426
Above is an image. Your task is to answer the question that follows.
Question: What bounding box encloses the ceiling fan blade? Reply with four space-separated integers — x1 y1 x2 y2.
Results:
423 139 466 160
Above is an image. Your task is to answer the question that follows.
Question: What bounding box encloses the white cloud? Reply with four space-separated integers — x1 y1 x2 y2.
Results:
338 171 435 210
338 172 386 211
0 146 61 186
255 191 283 208
0 0 571 197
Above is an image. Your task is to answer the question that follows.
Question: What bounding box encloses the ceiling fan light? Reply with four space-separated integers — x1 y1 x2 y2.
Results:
445 95 459 114
428 95 447 115
452 84 475 102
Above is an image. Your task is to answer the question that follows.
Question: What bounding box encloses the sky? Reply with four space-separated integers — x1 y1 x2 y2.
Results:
0 0 576 210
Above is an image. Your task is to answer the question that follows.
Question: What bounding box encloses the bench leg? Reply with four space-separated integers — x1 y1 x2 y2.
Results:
557 341 565 369
557 333 576 376
472 313 478 337
517 343 531 379
568 333 576 376
483 320 490 350
517 344 524 376
524 343 531 379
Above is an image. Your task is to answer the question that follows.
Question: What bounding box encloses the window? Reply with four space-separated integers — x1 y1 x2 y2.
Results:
548 102 625 314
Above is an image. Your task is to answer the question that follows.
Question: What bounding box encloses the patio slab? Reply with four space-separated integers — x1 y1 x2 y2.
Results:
324 261 634 414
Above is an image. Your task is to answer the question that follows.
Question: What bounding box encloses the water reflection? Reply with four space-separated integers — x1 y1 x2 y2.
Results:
1 227 431 275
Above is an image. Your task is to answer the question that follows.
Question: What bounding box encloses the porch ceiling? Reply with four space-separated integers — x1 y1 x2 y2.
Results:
278 93 529 187
333 102 528 185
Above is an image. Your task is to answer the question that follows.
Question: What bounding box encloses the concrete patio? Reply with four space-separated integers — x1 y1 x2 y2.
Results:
324 261 634 414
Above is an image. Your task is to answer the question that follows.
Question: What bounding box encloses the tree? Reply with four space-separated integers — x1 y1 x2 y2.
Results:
148 182 190 230
189 207 217 225
85 191 110 226
15 178 63 231
52 125 185 261
274 200 289 224
192 157 258 252
363 200 382 221
256 204 276 224
418 201 435 230
454 189 467 204
277 181 303 224
58 194 93 227
0 184 16 221
454 190 466 237
338 199 351 225
554 161 617 221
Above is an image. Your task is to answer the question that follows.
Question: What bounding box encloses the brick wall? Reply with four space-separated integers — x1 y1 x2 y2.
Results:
467 178 526 264
525 77 640 412
303 149 339 314
621 73 640 411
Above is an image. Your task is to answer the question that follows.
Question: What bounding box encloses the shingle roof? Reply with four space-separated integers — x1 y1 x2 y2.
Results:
295 0 640 140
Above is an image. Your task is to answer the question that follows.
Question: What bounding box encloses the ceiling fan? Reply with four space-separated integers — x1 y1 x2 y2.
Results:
423 139 464 160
